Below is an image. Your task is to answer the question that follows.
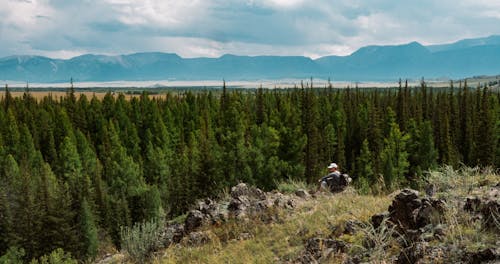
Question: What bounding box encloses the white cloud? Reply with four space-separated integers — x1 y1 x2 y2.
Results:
1 0 500 59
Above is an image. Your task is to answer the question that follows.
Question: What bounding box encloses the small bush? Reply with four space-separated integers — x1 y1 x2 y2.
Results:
275 179 310 194
120 216 165 262
0 247 25 264
29 248 77 264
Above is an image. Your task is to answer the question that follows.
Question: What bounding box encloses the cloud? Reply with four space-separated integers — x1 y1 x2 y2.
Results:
0 0 500 59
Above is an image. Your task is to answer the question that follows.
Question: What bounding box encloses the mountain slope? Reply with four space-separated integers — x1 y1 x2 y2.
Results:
100 167 499 263
428 35 500 52
1 35 500 82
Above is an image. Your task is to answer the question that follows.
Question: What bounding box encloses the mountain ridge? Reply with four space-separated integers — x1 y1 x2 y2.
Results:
1 35 500 82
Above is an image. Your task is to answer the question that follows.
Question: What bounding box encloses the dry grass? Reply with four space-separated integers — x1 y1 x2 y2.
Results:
158 188 391 264
1 91 171 100
118 167 498 263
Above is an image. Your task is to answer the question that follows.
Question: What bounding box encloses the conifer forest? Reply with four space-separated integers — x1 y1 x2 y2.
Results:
0 81 499 261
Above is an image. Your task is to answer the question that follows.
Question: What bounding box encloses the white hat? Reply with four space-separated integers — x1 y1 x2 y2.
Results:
327 163 338 169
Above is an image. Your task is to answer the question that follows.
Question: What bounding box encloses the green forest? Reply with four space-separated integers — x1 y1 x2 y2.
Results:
0 81 499 262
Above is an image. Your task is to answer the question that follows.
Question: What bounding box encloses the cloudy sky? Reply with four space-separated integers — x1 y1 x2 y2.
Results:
1 0 500 59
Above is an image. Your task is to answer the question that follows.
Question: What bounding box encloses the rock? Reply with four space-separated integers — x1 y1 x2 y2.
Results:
343 256 362 264
296 227 309 237
162 223 185 246
295 253 318 264
416 197 446 227
463 248 500 264
388 189 422 231
184 210 205 233
295 189 310 199
433 224 446 239
343 220 363 235
465 196 482 212
425 183 436 197
227 183 278 220
231 183 266 200
396 242 442 264
371 212 389 229
397 243 450 264
237 232 252 240
304 237 347 260
386 189 446 233
183 231 212 247
273 193 295 209
95 253 125 264
464 186 500 231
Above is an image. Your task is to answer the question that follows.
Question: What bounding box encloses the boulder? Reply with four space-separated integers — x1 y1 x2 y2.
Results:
303 237 347 260
388 189 422 230
196 198 228 224
237 232 253 240
184 210 205 233
228 183 271 220
272 192 296 209
371 212 389 229
295 189 310 199
396 242 447 264
386 189 446 233
463 248 500 264
230 183 266 200
183 231 213 247
464 186 500 231
343 220 363 235
415 197 446 227
162 223 185 246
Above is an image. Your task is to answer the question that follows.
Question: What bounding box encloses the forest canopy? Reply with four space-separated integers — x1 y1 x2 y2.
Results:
0 81 498 261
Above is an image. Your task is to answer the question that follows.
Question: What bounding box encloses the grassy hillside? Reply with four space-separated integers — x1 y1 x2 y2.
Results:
103 166 499 263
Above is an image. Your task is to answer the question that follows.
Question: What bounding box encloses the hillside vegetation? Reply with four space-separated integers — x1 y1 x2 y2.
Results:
0 82 498 262
110 166 499 263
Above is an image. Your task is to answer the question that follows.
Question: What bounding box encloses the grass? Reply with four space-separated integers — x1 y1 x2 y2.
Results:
115 166 499 263
157 187 391 263
3 91 172 101
274 179 312 194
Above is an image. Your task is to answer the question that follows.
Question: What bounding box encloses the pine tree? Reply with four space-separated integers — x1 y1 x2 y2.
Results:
79 198 98 260
302 87 321 183
474 86 496 165
407 120 437 185
355 139 374 194
381 122 409 191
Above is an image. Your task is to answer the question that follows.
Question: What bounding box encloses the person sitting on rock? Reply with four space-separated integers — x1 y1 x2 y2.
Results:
317 163 341 192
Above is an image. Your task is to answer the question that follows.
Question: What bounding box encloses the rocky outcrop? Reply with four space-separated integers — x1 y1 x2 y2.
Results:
464 185 500 231
396 242 447 264
157 183 299 249
295 238 347 264
161 223 185 246
380 189 446 233
462 248 500 264
228 183 295 220
182 231 214 247
295 189 310 199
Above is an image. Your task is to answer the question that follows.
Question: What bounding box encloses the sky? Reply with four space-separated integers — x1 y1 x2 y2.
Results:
1 0 500 59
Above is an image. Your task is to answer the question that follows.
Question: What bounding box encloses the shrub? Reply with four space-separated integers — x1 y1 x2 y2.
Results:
29 248 77 264
0 247 25 264
275 179 310 194
120 215 165 262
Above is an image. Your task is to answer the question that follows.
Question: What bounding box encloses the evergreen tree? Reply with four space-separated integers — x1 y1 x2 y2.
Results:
79 198 98 260
381 122 409 190
474 86 496 165
355 139 374 194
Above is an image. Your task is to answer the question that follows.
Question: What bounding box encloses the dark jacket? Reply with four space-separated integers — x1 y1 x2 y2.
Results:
320 171 341 182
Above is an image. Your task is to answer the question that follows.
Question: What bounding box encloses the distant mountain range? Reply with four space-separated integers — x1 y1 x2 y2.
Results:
1 35 500 83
